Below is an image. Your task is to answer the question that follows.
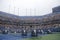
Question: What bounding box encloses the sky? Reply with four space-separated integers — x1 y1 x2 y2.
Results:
0 0 60 16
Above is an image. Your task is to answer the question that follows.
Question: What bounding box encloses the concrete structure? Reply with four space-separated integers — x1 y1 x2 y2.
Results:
52 6 60 13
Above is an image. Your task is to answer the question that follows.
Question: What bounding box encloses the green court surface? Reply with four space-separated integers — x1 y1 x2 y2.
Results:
25 32 60 40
